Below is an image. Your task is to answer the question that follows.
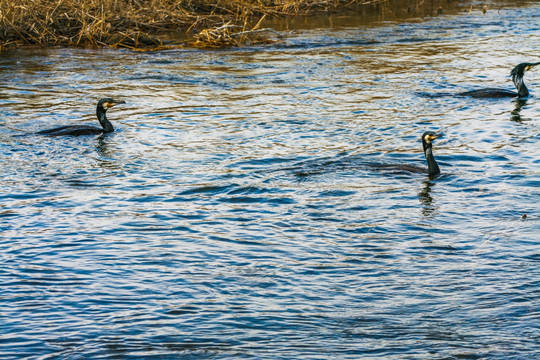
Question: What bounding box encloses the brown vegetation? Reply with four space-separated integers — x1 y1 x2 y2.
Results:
0 0 387 50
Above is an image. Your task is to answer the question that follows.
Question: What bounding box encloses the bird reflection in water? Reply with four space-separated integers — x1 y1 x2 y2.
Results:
418 179 438 218
510 99 528 123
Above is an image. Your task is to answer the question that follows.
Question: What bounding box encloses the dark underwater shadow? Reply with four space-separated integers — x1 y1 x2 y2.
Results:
415 91 455 98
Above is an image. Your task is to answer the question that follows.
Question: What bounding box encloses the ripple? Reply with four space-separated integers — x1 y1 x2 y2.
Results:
1 3 540 360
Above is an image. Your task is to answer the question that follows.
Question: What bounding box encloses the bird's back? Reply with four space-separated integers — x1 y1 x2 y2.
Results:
36 125 103 136
458 88 517 98
368 163 427 174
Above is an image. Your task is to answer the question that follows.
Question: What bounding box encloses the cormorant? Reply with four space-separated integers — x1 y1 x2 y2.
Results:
36 98 125 136
459 62 540 99
290 132 442 179
420 131 441 176
371 131 442 177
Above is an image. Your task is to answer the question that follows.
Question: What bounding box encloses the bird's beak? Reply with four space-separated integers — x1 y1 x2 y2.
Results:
110 99 126 107
526 62 540 71
429 133 442 141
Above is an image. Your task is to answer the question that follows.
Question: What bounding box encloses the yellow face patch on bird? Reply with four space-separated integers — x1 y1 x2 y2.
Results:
103 101 121 109
424 133 440 142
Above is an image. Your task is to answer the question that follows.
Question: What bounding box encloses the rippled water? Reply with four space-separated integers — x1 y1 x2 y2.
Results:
1 2 539 359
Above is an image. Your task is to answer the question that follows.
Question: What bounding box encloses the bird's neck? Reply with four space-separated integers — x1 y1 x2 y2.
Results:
97 107 114 133
423 144 440 176
513 75 529 98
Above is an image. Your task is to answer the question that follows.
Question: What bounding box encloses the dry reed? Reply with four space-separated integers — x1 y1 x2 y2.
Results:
0 0 389 50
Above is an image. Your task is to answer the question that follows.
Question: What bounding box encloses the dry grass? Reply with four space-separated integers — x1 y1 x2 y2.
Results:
0 0 388 50
189 14 284 48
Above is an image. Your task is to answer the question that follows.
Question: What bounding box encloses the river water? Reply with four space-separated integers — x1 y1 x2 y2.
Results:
1 1 539 359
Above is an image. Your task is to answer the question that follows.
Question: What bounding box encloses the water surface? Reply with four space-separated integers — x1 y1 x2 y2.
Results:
1 2 539 359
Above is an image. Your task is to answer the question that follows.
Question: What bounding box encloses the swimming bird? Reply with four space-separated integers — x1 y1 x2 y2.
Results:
36 98 126 136
458 62 540 99
419 131 441 176
371 131 442 177
289 132 442 179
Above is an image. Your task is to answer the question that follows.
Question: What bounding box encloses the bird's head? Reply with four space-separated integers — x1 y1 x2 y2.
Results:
98 98 126 111
422 131 441 144
511 62 540 79
422 131 442 150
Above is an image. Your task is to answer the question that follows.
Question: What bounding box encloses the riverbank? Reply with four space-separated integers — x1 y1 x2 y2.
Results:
0 0 476 51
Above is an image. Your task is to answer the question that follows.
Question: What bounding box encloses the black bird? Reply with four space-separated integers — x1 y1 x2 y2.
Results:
419 131 441 176
36 98 126 136
371 132 442 177
459 62 540 99
289 132 442 179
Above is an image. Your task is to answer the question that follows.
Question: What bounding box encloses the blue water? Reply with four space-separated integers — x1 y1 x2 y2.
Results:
1 2 539 359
